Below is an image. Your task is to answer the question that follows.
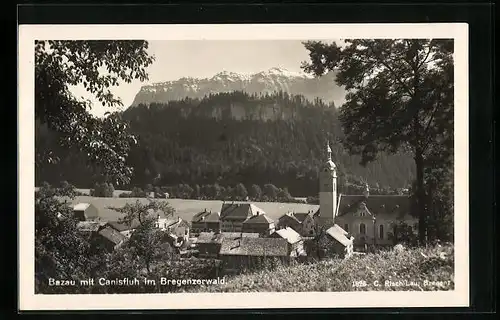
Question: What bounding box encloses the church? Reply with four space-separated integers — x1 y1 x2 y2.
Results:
312 140 418 249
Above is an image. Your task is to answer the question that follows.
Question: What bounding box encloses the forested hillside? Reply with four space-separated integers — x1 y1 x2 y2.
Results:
36 91 415 197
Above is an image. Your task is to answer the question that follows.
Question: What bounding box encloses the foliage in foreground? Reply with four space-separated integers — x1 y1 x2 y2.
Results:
181 244 454 293
35 40 154 186
35 183 223 294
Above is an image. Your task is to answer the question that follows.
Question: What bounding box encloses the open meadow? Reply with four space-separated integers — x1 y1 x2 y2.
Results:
62 193 320 222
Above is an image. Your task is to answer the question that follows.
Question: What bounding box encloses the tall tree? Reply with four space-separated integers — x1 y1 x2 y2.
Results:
35 40 155 185
250 184 263 201
235 183 249 200
302 39 454 244
108 200 176 274
35 183 108 293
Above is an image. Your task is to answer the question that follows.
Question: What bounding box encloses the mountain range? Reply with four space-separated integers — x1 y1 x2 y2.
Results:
130 67 346 107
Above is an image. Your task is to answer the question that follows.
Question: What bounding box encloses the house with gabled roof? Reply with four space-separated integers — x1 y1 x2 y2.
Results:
316 224 354 258
195 231 259 259
277 210 316 237
97 226 128 252
241 213 275 236
191 209 221 234
157 216 190 240
76 221 127 252
106 219 141 238
73 203 99 221
277 212 301 231
270 227 305 257
219 202 265 232
219 237 290 274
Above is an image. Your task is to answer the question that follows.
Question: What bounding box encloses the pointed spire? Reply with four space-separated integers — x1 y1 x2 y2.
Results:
326 139 332 161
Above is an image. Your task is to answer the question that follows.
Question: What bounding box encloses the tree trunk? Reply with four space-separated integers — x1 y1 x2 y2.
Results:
411 64 427 246
415 149 427 245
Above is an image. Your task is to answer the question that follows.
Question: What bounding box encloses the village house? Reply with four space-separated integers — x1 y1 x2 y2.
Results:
191 209 221 234
156 216 190 242
276 212 301 232
219 237 290 274
97 226 128 252
195 232 225 259
195 232 260 259
219 203 265 232
241 213 275 236
270 227 306 257
277 211 316 237
73 203 99 221
293 212 316 236
106 219 141 238
76 221 127 252
315 224 354 259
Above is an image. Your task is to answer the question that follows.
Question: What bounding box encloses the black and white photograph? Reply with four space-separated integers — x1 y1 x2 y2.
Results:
18 24 469 310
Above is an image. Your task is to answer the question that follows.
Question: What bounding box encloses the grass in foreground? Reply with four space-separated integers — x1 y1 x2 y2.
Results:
181 244 454 292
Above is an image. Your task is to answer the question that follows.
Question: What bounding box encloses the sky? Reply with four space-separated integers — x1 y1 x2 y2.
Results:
71 40 337 117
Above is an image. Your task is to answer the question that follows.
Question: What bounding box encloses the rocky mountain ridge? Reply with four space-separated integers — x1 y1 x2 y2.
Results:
130 67 346 107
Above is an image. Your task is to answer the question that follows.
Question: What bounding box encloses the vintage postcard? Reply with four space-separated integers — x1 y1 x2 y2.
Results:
18 23 469 310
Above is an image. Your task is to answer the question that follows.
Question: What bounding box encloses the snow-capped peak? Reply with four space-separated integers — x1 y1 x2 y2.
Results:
131 66 343 107
145 67 313 87
211 70 252 81
258 67 314 79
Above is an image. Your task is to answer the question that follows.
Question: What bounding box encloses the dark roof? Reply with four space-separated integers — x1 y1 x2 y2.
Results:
243 214 274 224
220 203 253 220
219 237 288 257
204 211 221 223
192 210 220 223
278 213 301 226
337 195 412 219
107 219 141 232
197 231 260 244
196 232 225 244
192 210 211 223
293 212 314 222
98 226 127 245
220 203 265 221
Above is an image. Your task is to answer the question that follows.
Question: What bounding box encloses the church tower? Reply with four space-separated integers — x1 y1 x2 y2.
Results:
318 140 338 225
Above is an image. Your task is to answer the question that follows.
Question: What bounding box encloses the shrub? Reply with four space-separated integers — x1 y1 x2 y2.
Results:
181 244 455 293
90 182 114 197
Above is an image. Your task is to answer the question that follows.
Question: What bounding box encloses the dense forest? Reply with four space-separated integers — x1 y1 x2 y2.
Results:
36 91 415 197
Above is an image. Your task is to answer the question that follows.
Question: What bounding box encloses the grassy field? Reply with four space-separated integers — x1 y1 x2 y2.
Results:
63 194 320 222
180 244 454 292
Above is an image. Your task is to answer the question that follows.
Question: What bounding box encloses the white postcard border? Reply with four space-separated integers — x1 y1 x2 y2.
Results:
18 23 469 310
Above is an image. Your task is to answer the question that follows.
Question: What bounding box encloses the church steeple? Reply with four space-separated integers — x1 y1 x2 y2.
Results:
326 140 332 162
363 183 370 198
318 136 338 226
323 140 337 174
